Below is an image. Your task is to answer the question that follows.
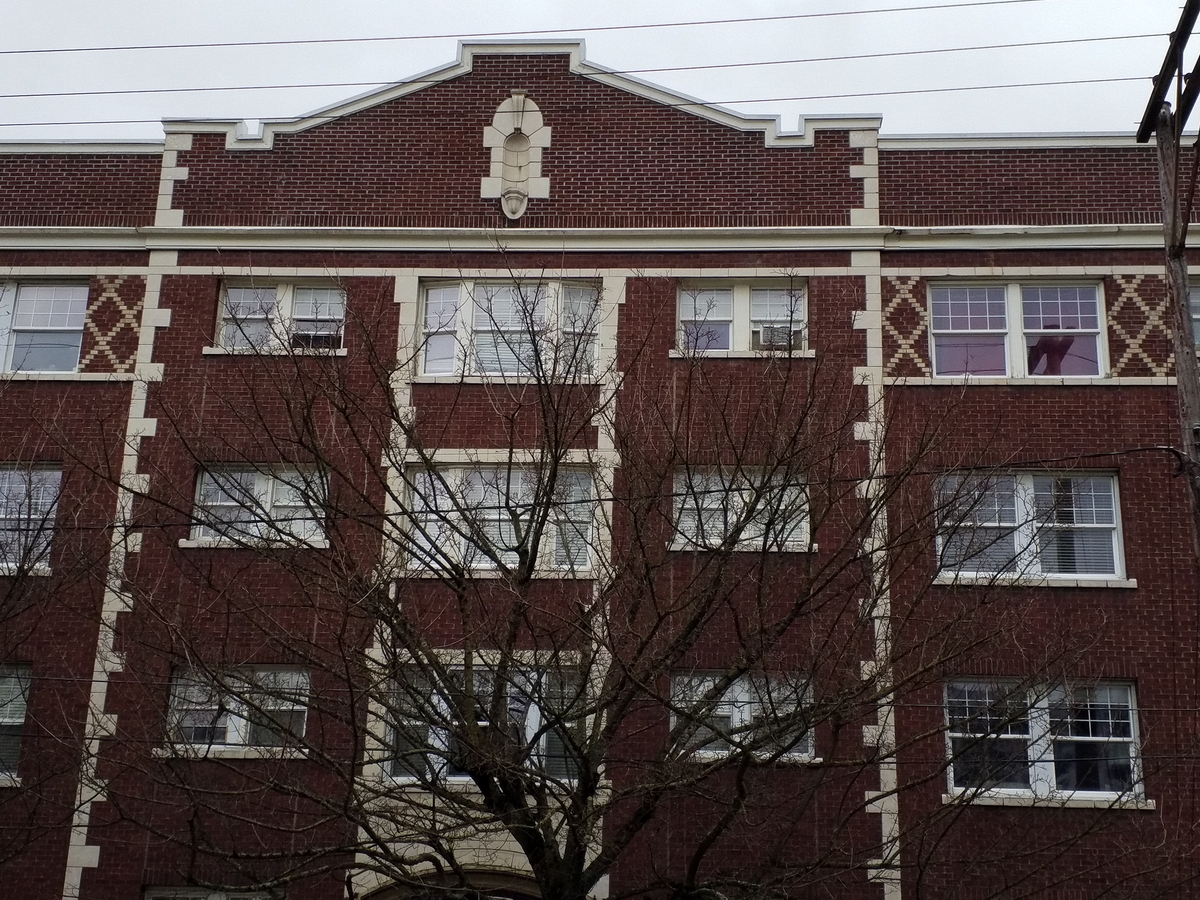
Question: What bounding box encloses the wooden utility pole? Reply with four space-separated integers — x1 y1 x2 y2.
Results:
1140 0 1200 557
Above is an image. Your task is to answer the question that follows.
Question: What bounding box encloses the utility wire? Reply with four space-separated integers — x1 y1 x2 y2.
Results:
0 0 1054 57
0 76 1152 129
0 33 1164 104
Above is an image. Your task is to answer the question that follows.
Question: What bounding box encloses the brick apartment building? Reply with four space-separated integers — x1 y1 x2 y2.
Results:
0 42 1197 900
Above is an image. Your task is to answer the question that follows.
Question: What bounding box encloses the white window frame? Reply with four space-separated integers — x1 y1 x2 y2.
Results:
928 282 1107 378
676 280 808 357
168 667 310 750
672 468 808 552
0 666 31 779
419 279 600 378
936 472 1124 581
945 680 1144 802
407 467 594 573
670 672 814 762
0 467 61 574
0 282 89 373
390 664 581 783
185 467 326 548
213 282 346 353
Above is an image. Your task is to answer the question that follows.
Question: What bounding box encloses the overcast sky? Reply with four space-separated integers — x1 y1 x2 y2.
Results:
0 0 1192 143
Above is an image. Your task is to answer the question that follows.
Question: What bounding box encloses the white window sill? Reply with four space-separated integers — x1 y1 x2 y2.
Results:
0 565 51 577
178 538 330 550
934 573 1136 589
668 349 816 360
413 374 601 385
0 773 20 788
669 541 817 554
404 566 594 579
902 375 1172 387
684 752 822 765
0 371 139 382
202 346 347 357
942 791 1154 810
153 744 308 760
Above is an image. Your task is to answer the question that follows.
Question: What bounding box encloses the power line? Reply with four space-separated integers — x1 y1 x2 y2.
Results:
0 76 1152 130
0 33 1163 104
0 0 1054 57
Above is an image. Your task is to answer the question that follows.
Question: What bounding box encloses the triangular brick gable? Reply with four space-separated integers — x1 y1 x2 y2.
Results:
166 43 877 229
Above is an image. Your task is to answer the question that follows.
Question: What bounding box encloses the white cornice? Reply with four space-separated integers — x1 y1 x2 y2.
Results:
878 133 1145 150
0 223 1170 253
0 141 163 155
163 41 881 151
135 225 892 252
884 224 1164 250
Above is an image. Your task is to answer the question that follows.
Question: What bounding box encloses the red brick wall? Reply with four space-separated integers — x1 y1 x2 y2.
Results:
172 54 863 228
880 147 1163 226
0 154 159 227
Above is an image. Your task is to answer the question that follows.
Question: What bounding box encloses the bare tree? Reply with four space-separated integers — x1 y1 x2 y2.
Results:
38 264 1200 900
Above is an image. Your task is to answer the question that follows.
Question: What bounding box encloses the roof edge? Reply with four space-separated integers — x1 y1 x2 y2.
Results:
878 132 1145 150
0 141 164 155
162 40 881 151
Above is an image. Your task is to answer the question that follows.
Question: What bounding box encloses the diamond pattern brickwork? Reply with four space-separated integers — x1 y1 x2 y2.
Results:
79 275 145 374
883 275 930 377
1108 274 1173 378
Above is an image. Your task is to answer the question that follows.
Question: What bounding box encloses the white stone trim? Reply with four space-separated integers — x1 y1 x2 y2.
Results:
0 142 163 154
164 41 880 151
941 792 1156 809
60 263 169 900
891 376 1174 387
0 223 1173 253
879 133 1147 150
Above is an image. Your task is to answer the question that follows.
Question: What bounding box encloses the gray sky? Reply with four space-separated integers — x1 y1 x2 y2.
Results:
0 0 1190 142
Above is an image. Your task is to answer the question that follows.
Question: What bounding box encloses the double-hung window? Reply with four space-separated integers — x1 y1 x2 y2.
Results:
930 283 1102 377
946 681 1141 800
408 467 594 571
0 283 88 373
390 665 581 782
0 666 31 776
673 468 806 551
677 281 806 354
0 467 60 572
420 280 600 377
937 473 1121 579
218 283 345 351
670 672 812 761
189 468 325 546
169 668 309 749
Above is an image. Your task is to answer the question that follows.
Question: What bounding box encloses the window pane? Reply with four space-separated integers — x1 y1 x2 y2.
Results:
13 285 87 329
749 288 803 324
930 286 1007 331
1036 529 1115 575
951 736 1032 789
222 287 277 349
0 469 59 567
0 667 30 768
473 331 537 375
553 471 593 569
1022 286 1099 331
940 527 1019 572
680 288 733 351
1053 740 1133 792
947 682 1031 790
10 332 84 372
932 334 1007 376
1026 334 1099 376
681 321 731 351
474 283 546 329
